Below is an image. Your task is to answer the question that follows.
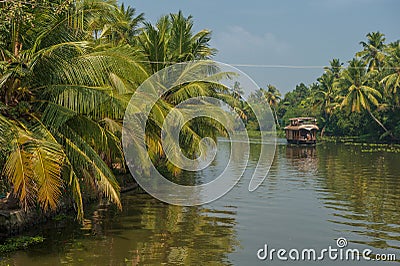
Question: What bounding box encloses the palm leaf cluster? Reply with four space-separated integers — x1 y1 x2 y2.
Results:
0 0 235 219
138 10 216 73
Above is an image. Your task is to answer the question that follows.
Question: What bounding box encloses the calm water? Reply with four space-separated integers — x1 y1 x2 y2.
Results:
2 140 400 265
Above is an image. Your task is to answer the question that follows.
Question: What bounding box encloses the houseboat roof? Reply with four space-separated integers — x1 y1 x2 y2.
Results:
284 117 319 131
288 117 317 121
284 124 319 130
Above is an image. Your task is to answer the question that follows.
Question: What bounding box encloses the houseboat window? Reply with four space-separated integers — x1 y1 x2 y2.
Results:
302 119 316 125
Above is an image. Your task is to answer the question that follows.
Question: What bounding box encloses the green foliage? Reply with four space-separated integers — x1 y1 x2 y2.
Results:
137 10 216 73
0 0 136 219
0 1 233 219
0 236 44 253
271 32 400 142
1 0 397 225
277 83 315 126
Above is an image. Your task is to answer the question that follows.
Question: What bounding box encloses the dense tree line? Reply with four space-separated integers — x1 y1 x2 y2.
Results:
253 32 399 142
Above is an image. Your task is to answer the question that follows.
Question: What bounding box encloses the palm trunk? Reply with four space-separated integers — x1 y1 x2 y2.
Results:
273 107 280 128
368 110 394 139
13 18 21 57
320 116 329 138
14 41 20 57
320 126 326 138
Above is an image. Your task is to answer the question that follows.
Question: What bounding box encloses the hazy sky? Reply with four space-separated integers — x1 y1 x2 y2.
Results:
124 0 399 94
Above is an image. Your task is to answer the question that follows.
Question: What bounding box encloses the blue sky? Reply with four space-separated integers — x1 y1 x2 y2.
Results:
123 0 399 94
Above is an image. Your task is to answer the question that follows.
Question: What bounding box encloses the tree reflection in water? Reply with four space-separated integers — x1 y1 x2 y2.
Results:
316 143 400 251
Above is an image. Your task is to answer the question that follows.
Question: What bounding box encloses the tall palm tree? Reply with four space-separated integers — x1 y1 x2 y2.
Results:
169 11 216 61
325 58 343 78
0 0 148 219
380 42 400 107
98 3 144 45
132 11 233 175
232 81 244 99
137 11 216 73
313 71 338 136
261 84 281 127
229 81 246 120
339 59 391 136
356 32 386 72
126 61 235 176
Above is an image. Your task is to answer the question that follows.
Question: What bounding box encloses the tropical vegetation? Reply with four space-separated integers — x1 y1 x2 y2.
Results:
269 32 400 142
0 0 398 222
0 0 234 219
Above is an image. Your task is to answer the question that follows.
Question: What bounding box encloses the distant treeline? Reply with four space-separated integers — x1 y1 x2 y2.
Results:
248 32 400 142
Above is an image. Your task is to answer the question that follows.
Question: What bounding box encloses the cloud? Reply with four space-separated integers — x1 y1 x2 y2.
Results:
212 26 291 63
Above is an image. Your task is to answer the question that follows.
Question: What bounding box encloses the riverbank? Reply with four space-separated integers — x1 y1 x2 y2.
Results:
0 182 139 241
248 129 400 146
318 135 400 150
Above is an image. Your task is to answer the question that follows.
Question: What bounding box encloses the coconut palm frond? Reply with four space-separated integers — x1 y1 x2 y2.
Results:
58 126 121 209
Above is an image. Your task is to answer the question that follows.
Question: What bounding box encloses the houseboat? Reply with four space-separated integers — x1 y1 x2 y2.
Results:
284 117 319 144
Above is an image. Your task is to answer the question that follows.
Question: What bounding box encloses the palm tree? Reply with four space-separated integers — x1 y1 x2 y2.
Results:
232 81 244 99
339 59 391 136
169 11 216 61
229 81 247 120
0 3 240 217
98 3 144 45
380 42 400 107
137 11 216 73
0 0 148 219
313 71 338 136
126 61 236 176
325 58 343 78
261 84 281 127
356 32 386 72
132 11 234 175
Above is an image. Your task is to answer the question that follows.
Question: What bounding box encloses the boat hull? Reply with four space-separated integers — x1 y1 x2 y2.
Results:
287 139 316 145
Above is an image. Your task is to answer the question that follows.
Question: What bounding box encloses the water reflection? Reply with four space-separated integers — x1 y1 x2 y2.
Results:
316 143 400 251
2 141 400 265
2 193 238 265
285 145 318 173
